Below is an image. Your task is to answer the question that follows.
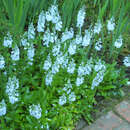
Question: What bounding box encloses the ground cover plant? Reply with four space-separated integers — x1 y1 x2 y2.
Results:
0 0 129 129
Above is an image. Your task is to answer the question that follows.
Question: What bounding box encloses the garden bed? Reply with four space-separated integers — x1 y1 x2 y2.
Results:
0 0 129 129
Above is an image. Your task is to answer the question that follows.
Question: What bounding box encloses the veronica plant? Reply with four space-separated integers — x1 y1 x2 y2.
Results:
0 0 129 129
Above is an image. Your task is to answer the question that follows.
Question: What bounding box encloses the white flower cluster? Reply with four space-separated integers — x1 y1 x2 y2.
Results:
95 38 102 51
43 28 58 47
114 35 123 48
59 53 69 69
76 59 93 86
59 93 67 105
27 44 35 65
76 76 84 87
78 62 92 76
46 4 62 31
45 71 54 86
92 60 106 89
67 59 76 74
94 20 102 34
0 99 6 116
91 71 105 90
52 62 60 74
29 104 42 119
77 6 86 28
123 55 130 67
59 79 76 105
11 45 20 61
52 43 61 56
68 40 77 55
43 52 69 86
63 79 72 94
107 17 115 32
68 92 76 102
3 32 13 48
61 28 74 42
2 23 36 66
0 55 5 69
37 11 46 32
82 30 91 46
21 33 29 47
6 76 19 104
28 23 35 40
75 34 82 45
43 54 52 71
94 59 106 72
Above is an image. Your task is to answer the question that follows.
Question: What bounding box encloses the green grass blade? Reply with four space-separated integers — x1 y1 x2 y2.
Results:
98 0 109 20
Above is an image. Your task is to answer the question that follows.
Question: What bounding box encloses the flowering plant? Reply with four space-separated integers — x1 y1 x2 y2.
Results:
0 0 129 129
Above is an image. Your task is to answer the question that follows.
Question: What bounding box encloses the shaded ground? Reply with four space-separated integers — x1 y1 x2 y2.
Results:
82 100 130 130
75 84 130 130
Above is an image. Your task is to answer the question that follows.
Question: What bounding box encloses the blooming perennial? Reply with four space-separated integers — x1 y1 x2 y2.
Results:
61 28 74 42
107 17 115 32
123 55 130 67
52 43 61 56
11 45 20 61
21 32 29 48
67 59 76 74
52 62 60 74
82 30 91 46
29 104 42 119
94 59 106 72
114 35 123 48
68 40 77 55
0 99 6 116
0 55 5 69
77 6 86 29
60 53 69 69
95 39 102 51
63 79 72 94
28 23 35 40
75 34 82 45
59 93 67 105
76 76 84 86
37 11 46 32
27 44 35 65
68 92 76 102
3 32 13 48
1 2 127 129
46 4 60 24
6 76 19 104
92 61 106 89
43 54 52 71
94 20 102 34
45 71 54 86
43 28 51 47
